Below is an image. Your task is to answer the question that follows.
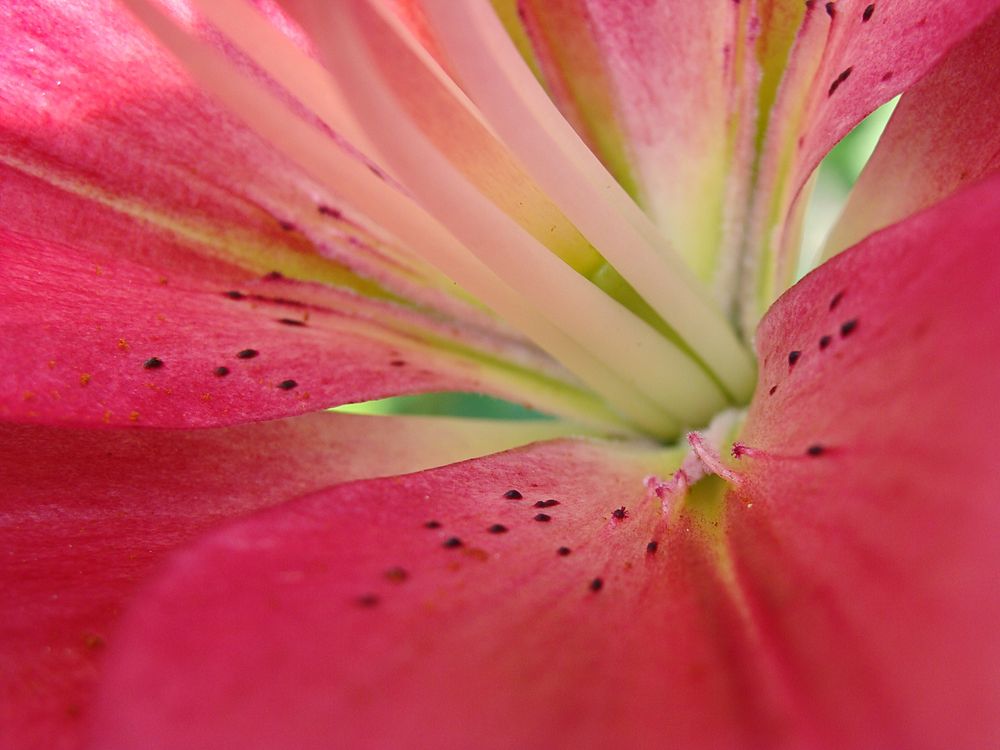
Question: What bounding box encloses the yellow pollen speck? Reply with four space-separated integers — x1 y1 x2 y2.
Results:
128 410 139 422
463 548 489 562
200 393 212 401
79 373 91 386
94 265 103 276
117 339 130 351
102 410 111 424
82 633 105 650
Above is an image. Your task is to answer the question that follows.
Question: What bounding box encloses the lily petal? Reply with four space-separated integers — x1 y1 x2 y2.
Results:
89 437 793 750
822 9 1000 258
746 0 1000 322
0 197 609 428
0 0 467 313
0 411 585 750
732 172 1000 747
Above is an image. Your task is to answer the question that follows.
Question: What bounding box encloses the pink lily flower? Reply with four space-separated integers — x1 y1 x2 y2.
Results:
3 1 1000 748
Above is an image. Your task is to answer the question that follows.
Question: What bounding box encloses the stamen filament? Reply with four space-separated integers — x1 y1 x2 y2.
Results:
120 0 690 435
295 0 730 424
419 0 756 402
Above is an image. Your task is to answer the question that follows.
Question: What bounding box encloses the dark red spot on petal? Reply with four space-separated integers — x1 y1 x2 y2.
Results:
278 221 295 231
142 357 163 370
825 2 836 17
318 205 342 218
829 290 845 310
277 379 298 390
224 290 245 300
611 506 628 520
589 577 604 592
263 271 284 281
862 3 874 21
356 594 380 607
788 350 802 366
557 546 571 556
278 318 306 327
442 537 463 548
646 541 659 554
806 444 826 456
819 335 833 350
487 524 508 534
424 520 442 529
534 499 559 508
236 349 259 359
534 513 552 523
828 66 853 96
503 489 523 499
840 319 859 337
389 360 406 367
768 385 778 395
214 366 230 377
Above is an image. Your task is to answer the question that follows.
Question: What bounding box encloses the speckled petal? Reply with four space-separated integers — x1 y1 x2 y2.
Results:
731 172 1000 748
745 0 1000 319
0 411 586 750
90 437 799 750
0 207 599 428
823 9 1000 257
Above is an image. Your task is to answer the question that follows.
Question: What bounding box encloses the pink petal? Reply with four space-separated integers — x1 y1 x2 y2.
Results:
90 437 788 750
0 0 461 311
823 9 1000 257
748 0 1000 311
0 208 579 427
0 411 579 750
88 175 1000 749
732 172 1000 747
